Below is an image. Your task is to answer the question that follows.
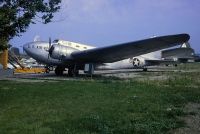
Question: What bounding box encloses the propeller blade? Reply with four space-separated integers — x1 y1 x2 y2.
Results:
48 37 52 59
49 37 51 48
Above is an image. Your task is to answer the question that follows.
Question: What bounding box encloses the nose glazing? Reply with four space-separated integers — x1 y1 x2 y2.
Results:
23 43 29 52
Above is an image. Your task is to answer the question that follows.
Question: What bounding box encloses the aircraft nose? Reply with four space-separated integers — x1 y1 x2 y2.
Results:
23 44 29 52
23 43 30 54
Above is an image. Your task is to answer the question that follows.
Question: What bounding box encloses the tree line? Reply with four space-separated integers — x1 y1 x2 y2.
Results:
0 0 62 50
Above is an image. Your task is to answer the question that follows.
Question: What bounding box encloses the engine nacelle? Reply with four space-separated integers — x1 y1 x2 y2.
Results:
129 57 146 67
49 44 77 60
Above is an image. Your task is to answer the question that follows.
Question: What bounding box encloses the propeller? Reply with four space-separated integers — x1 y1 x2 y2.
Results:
48 37 52 59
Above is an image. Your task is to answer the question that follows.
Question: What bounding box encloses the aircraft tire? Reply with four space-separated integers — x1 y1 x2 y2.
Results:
143 68 147 72
45 68 50 73
68 68 79 77
55 66 64 76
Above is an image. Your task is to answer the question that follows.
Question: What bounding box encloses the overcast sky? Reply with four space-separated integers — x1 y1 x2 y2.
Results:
10 0 200 53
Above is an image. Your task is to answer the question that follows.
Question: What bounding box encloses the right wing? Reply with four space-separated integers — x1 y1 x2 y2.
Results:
70 34 190 63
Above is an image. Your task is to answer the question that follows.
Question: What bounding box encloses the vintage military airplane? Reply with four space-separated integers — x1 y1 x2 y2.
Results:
23 33 190 76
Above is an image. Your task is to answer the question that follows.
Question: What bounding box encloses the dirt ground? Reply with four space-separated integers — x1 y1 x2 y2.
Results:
170 103 200 134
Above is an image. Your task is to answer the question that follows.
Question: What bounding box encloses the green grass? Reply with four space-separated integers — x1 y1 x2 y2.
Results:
0 66 200 134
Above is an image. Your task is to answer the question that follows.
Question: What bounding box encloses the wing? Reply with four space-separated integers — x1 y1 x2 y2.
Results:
71 34 190 63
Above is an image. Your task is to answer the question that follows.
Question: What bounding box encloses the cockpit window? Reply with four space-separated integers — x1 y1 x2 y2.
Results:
53 39 59 43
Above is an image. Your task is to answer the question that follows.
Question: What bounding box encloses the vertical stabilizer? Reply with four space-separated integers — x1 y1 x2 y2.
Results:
181 42 191 48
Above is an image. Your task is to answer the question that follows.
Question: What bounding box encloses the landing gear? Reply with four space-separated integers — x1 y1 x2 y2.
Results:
55 66 65 76
143 68 147 72
68 64 79 77
45 66 53 73
54 65 79 77
68 67 79 77
46 68 50 73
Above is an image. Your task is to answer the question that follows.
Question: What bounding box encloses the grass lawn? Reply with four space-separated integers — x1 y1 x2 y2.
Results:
0 65 200 133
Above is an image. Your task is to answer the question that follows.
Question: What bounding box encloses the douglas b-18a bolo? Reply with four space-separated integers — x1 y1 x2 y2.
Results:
23 33 190 76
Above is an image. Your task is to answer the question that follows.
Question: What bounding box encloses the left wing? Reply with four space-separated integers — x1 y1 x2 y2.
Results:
70 33 190 63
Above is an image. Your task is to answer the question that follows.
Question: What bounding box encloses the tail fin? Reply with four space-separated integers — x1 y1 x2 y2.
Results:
181 42 191 48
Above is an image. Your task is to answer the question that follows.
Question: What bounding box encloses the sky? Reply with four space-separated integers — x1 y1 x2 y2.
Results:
10 0 200 53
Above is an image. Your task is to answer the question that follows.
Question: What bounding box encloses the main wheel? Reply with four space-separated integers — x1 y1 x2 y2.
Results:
55 66 64 76
143 68 147 72
68 68 79 77
46 68 50 73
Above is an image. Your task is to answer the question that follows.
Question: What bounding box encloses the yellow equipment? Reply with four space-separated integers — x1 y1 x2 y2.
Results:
0 50 8 69
0 49 47 74
8 50 48 74
14 67 47 74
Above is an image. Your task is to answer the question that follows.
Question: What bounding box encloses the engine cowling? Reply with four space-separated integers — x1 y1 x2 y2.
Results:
49 44 77 60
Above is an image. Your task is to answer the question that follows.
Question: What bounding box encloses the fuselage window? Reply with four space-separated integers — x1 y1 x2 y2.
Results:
84 47 87 49
39 46 42 49
76 45 79 48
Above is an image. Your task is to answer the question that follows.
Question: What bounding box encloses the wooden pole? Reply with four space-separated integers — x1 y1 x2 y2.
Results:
0 50 8 69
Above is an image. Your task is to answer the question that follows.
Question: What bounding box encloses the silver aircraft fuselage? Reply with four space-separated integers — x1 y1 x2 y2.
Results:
23 41 63 66
22 34 190 76
23 40 162 70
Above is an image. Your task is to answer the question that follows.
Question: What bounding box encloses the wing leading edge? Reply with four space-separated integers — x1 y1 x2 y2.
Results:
71 34 190 63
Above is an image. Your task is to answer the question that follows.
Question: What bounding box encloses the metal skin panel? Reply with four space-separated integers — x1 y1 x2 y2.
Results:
49 44 78 60
23 42 63 66
162 48 194 59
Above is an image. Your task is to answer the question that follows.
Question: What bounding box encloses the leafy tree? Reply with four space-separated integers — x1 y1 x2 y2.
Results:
0 0 61 50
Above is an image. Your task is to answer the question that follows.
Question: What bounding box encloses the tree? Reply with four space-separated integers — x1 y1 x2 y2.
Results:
0 0 61 50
